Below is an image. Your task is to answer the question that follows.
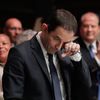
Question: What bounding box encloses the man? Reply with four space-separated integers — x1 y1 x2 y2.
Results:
0 33 12 100
3 9 91 100
16 29 36 45
75 12 100 100
0 34 12 64
3 18 23 44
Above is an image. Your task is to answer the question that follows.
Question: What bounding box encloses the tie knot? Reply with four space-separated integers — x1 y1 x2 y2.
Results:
89 44 93 50
47 53 53 60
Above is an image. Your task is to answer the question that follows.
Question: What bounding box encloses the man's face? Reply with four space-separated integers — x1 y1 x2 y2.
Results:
0 34 12 63
80 15 100 43
42 27 74 54
6 20 22 42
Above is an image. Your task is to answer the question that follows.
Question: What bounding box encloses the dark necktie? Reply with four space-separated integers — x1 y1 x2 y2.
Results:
48 54 62 100
89 44 94 59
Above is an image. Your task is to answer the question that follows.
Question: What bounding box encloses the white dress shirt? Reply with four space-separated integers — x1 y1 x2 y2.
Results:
36 32 66 100
84 40 100 66
36 32 82 100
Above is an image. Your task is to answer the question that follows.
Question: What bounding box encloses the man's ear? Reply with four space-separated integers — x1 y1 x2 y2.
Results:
41 23 48 31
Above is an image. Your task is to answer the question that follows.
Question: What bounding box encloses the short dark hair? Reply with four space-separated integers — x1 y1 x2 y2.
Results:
42 9 77 33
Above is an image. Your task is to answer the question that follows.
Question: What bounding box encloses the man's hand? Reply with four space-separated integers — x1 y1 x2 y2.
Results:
61 42 80 58
96 41 100 59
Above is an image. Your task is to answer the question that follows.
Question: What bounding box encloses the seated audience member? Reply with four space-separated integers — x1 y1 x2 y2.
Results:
33 17 42 32
16 29 36 44
3 18 23 44
75 12 100 100
0 34 12 100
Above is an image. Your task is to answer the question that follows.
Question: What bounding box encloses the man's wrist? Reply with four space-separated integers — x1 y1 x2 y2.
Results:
95 55 100 66
70 51 82 62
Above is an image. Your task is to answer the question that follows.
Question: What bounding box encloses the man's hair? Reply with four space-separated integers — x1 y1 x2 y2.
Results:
42 9 77 33
16 29 36 44
80 12 100 25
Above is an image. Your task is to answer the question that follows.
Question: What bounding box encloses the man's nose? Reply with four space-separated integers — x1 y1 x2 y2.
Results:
56 42 63 50
15 28 22 35
88 26 92 31
0 43 3 48
15 31 21 37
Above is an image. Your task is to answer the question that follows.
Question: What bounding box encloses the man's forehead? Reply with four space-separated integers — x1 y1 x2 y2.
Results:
57 31 74 41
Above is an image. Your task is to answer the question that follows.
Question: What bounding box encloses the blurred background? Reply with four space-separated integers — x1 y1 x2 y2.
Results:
0 0 100 30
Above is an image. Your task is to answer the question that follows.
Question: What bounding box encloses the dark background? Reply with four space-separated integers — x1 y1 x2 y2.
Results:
0 0 100 30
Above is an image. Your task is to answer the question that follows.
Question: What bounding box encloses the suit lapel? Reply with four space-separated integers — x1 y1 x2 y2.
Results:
30 35 51 82
76 38 99 72
76 38 91 62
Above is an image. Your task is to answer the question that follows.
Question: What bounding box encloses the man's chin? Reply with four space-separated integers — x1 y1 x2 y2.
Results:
47 51 56 54
85 38 94 42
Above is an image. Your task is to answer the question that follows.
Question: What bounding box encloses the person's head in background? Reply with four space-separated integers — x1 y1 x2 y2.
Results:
33 17 42 32
40 9 77 54
3 18 23 44
80 12 100 44
16 29 36 45
0 34 12 64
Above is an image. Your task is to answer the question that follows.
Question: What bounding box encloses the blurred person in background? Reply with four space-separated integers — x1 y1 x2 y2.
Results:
16 29 36 45
3 18 23 44
33 17 42 32
0 33 12 100
75 12 100 100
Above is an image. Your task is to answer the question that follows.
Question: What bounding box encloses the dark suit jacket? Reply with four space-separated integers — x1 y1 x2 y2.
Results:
75 37 100 100
3 35 91 100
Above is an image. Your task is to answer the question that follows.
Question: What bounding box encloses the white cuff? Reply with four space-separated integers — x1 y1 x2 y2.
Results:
95 56 100 66
70 52 82 62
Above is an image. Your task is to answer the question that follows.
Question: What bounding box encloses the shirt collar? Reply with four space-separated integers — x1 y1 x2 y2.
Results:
36 32 57 59
36 31 48 57
84 40 97 53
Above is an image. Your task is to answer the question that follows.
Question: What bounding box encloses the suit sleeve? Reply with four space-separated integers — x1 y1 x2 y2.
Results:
2 47 25 100
71 58 92 87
